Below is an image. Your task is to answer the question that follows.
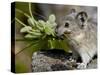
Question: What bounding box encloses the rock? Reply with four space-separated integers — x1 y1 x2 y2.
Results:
87 57 97 69
31 49 97 72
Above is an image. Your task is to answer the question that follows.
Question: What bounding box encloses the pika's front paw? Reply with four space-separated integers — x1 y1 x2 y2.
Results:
77 63 87 69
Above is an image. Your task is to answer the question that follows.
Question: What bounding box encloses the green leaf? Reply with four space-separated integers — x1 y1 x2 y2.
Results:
25 34 39 39
29 31 42 36
44 26 52 35
48 14 56 22
38 20 46 26
47 14 57 28
32 29 40 33
20 26 32 33
27 17 35 26
46 21 57 29
36 20 46 31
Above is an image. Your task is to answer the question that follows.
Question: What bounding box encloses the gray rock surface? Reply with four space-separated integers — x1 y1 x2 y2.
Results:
32 49 97 72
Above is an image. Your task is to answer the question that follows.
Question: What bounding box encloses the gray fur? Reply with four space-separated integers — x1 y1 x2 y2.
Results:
57 10 97 69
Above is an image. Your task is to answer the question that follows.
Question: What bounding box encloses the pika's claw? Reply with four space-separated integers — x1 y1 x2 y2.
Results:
77 63 87 69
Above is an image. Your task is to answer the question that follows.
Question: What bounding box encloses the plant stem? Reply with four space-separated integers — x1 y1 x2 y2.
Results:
49 39 54 49
15 17 27 27
16 8 30 18
29 3 34 21
15 42 34 56
15 40 40 56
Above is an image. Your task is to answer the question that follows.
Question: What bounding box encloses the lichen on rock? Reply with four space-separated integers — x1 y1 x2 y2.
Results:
31 49 97 72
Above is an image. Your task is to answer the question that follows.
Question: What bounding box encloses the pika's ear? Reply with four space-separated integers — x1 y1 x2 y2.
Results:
76 11 88 29
70 9 76 13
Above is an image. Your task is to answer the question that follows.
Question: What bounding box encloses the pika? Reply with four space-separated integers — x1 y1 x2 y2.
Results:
56 9 97 69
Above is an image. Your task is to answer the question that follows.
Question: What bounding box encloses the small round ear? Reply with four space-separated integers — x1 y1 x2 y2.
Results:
67 9 77 18
70 9 76 13
75 11 88 29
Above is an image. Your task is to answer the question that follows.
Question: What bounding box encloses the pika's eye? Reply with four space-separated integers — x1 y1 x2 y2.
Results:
65 22 69 27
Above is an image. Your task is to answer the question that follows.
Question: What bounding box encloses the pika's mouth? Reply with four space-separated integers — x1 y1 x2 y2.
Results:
57 32 71 40
64 31 71 34
62 31 72 39
64 29 72 35
56 30 71 40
